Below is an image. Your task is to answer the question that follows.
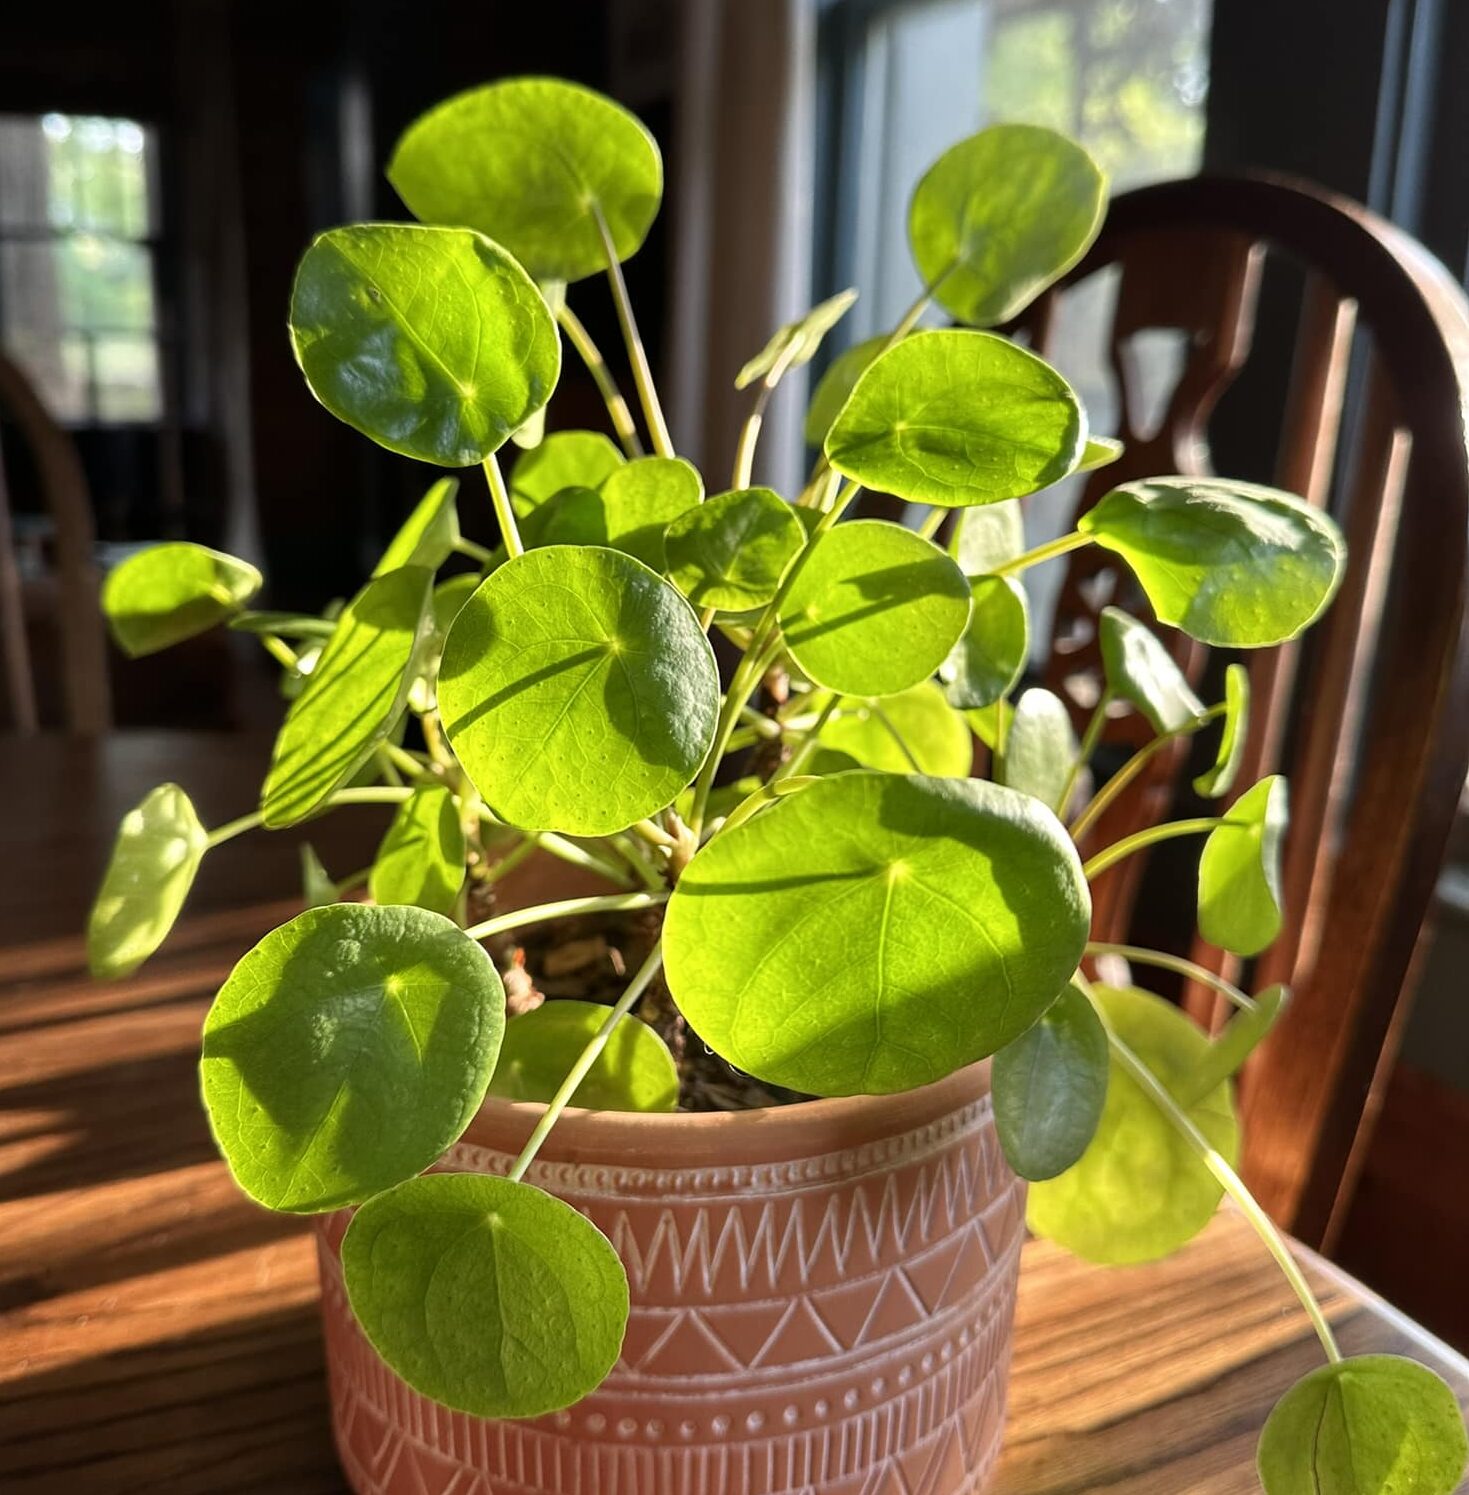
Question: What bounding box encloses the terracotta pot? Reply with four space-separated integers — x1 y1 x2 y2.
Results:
315 1059 1025 1495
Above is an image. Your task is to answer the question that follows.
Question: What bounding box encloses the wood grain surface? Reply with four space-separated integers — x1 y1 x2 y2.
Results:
2 733 1467 1493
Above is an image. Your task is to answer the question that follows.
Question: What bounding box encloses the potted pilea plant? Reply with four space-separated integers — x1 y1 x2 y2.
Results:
89 77 1468 1495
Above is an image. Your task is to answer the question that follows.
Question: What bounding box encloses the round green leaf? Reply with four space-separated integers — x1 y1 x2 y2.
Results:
908 123 1106 327
1198 774 1288 957
816 681 972 776
439 546 719 836
1258 1355 1469 1495
1078 434 1124 472
1181 983 1287 1105
489 1000 679 1112
289 223 559 466
525 456 703 569
664 772 1091 1097
738 288 858 390
375 477 460 576
87 784 208 979
1194 662 1251 798
1079 478 1347 647
665 486 805 611
805 334 885 447
342 1172 629 1417
1003 687 1077 808
1027 984 1239 1264
1098 606 1206 735
993 981 1109 1181
103 542 262 658
369 785 466 916
778 519 970 696
940 574 1029 709
388 78 662 283
201 904 504 1212
824 330 1086 507
952 499 1025 575
510 429 625 517
261 567 434 828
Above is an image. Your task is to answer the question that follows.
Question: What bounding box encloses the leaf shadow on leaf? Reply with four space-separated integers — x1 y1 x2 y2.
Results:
437 589 706 776
782 558 959 650
202 932 485 1211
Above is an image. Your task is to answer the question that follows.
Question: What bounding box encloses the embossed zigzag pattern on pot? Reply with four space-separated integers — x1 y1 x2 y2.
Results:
317 1088 1025 1495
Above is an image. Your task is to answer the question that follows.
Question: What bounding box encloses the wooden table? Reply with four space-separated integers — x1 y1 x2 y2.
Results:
3 734 1467 1493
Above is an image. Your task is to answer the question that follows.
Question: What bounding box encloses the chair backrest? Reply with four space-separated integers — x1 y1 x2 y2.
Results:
0 352 109 734
1019 175 1469 1245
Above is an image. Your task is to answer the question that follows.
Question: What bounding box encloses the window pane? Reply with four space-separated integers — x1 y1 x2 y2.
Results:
5 327 90 422
94 335 162 422
57 234 156 332
0 116 50 231
45 114 155 239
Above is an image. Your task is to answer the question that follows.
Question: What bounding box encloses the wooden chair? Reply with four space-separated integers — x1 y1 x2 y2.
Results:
1015 174 1469 1248
0 352 109 734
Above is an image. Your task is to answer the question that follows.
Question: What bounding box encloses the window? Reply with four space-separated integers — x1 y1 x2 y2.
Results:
0 112 164 425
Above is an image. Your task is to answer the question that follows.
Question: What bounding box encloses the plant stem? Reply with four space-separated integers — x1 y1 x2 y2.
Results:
481 836 538 886
1105 1027 1342 1365
482 452 523 559
738 704 784 740
452 536 496 566
992 529 1092 578
204 785 413 850
630 818 678 851
1068 702 1226 843
507 942 664 1182
383 742 430 781
464 890 667 943
1085 942 1256 1011
776 692 841 781
595 211 673 458
518 828 637 890
717 775 818 836
1055 695 1110 818
258 633 299 671
917 506 947 541
732 342 802 490
555 303 644 458
1082 817 1226 881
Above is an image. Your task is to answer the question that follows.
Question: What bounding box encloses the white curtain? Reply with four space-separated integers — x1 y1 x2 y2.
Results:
669 0 816 501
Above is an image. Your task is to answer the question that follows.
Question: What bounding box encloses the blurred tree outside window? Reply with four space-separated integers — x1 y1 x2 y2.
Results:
0 113 164 425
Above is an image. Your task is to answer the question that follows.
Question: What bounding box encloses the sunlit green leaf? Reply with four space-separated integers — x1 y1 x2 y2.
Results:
1180 984 1287 1105
201 904 504 1211
805 335 885 447
300 843 337 909
375 477 460 575
966 699 1008 751
1078 434 1124 471
664 486 805 611
908 123 1106 327
1079 478 1347 647
489 1000 678 1112
952 499 1024 575
369 785 466 915
665 772 1090 1097
778 519 970 696
1003 687 1077 808
1194 662 1250 798
816 681 972 776
940 574 1029 709
342 1172 628 1416
87 784 208 979
261 567 434 828
1258 1355 1468 1495
439 546 719 836
825 330 1086 507
388 78 662 282
737 288 858 389
290 223 559 466
1098 607 1206 735
103 542 262 657
510 429 625 517
1198 774 1287 956
1027 984 1239 1263
524 456 703 569
993 981 1109 1180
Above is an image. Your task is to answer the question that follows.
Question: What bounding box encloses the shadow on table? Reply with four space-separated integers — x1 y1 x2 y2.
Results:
0 1302 346 1495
